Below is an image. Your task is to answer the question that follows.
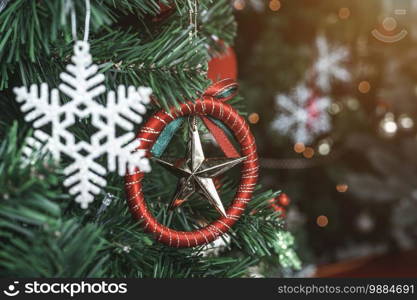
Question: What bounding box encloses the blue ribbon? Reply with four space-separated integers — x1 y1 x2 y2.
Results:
150 117 185 158
150 116 236 158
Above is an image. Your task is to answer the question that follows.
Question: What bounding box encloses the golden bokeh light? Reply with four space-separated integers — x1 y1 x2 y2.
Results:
269 0 281 11
336 184 349 193
338 7 351 20
293 142 306 153
248 112 260 124
329 103 342 115
233 0 245 10
358 81 371 94
317 215 329 227
346 97 360 110
303 147 315 159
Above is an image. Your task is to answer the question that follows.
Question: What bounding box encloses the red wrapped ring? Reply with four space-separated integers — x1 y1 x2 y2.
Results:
125 97 258 247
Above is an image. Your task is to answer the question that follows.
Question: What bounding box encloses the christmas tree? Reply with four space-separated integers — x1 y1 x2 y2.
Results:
0 0 300 278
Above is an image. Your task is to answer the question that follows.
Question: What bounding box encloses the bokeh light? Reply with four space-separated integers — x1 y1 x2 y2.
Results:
269 0 281 12
329 103 342 115
358 81 371 94
336 184 349 193
398 114 414 130
346 97 360 110
338 7 351 20
318 140 331 156
294 142 306 153
317 215 329 227
379 113 398 137
233 0 245 10
248 112 260 124
303 147 315 159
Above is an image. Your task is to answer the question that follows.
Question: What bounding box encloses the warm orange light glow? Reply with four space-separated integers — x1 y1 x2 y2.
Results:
317 215 329 227
336 184 349 193
248 112 260 124
294 142 306 153
358 81 371 94
338 7 351 20
269 0 281 11
233 0 245 10
303 147 315 159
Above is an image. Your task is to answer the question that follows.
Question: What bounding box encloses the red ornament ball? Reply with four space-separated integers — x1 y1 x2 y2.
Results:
278 193 291 207
208 47 238 82
274 206 286 218
152 2 174 22
267 193 291 218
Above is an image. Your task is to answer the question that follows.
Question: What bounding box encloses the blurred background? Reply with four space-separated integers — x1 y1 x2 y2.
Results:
232 0 417 276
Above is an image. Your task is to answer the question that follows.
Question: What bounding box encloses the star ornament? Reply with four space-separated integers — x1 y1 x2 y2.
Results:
152 116 246 218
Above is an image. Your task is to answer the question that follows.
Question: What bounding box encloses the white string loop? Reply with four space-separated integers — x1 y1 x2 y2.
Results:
67 0 91 42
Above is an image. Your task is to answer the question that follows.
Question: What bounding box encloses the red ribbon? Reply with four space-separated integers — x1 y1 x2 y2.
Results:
204 78 238 102
201 79 240 158
125 90 259 247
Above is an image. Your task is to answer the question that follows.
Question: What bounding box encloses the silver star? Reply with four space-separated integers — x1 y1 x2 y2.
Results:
152 116 245 217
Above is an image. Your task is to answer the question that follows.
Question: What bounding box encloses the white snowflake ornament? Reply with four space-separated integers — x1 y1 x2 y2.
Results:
14 41 152 208
272 83 331 144
313 35 350 92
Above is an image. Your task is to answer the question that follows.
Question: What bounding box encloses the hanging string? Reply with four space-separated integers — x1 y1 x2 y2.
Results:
83 0 91 42
70 2 77 41
95 193 117 222
188 0 198 42
68 0 91 42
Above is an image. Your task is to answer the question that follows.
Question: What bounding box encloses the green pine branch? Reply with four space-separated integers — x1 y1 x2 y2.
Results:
0 0 300 278
0 123 300 278
0 0 236 109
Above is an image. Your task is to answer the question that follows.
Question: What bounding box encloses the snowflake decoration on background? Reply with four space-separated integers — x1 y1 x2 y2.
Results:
248 0 265 11
313 35 350 92
391 197 417 250
14 41 152 208
272 83 331 144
